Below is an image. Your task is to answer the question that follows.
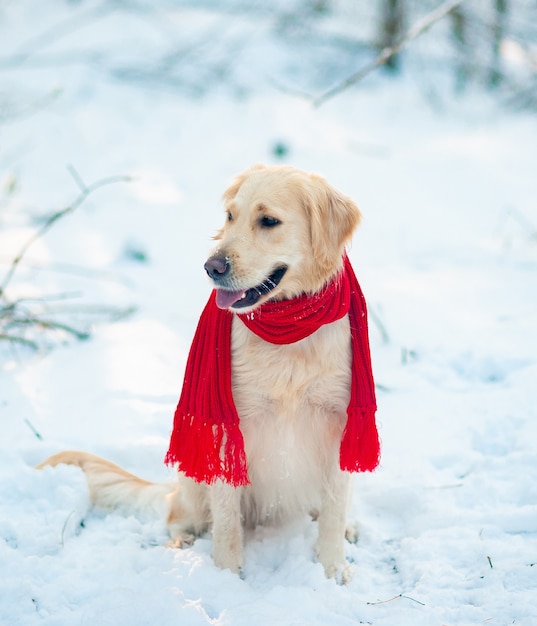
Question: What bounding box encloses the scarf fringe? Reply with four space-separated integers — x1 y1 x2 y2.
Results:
165 412 249 486
339 407 380 473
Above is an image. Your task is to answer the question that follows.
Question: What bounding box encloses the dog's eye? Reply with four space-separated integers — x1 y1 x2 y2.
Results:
260 216 281 228
227 212 233 222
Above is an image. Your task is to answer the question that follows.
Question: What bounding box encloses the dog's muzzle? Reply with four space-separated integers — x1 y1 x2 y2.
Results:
204 256 288 310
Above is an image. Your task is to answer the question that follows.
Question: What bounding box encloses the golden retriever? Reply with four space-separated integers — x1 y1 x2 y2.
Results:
38 164 368 582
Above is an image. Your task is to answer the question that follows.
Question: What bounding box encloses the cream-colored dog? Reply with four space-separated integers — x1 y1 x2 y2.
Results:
39 165 365 581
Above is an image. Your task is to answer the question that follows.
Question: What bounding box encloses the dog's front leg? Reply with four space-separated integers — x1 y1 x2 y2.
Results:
210 481 244 574
315 470 352 582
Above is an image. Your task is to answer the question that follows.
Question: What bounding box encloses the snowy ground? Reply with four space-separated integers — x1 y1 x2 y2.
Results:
1 2 536 625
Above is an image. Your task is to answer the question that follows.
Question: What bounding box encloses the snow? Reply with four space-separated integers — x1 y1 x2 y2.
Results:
1 2 536 625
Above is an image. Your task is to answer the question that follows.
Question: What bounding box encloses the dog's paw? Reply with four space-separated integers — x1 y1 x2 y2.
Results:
338 562 354 585
212 548 243 574
166 533 195 549
322 560 354 585
212 531 243 574
316 541 353 584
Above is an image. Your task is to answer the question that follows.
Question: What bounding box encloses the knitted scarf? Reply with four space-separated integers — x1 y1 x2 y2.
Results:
165 255 380 486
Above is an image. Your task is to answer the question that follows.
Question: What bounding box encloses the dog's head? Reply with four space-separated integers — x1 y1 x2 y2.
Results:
205 164 362 311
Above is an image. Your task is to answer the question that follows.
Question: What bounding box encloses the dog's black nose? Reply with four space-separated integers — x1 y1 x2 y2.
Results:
204 256 230 280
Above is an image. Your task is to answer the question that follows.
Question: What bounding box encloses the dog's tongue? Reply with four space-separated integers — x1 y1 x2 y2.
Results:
215 288 245 309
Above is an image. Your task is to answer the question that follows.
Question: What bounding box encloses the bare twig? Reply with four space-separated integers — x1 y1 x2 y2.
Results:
61 510 76 548
0 168 134 349
0 333 38 349
367 592 426 606
313 0 465 107
24 418 43 440
9 316 91 341
0 166 131 297
1 304 136 350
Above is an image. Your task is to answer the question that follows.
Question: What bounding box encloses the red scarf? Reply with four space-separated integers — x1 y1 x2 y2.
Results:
165 255 380 486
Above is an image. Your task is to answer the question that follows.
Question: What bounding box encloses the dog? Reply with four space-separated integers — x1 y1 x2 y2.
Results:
38 164 378 582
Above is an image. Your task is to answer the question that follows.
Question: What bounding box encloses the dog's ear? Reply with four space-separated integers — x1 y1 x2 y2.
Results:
222 173 247 203
300 173 362 275
222 164 267 203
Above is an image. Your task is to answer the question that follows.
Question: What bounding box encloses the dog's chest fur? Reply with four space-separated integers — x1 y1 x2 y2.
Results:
230 315 352 524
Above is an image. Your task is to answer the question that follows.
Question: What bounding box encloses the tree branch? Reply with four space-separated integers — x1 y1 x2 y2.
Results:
0 167 131 297
0 333 38 349
313 0 465 107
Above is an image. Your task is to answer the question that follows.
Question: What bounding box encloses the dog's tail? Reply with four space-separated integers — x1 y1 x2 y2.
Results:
36 450 176 519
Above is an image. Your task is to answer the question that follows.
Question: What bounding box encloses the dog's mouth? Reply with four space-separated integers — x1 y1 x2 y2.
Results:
215 266 288 310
